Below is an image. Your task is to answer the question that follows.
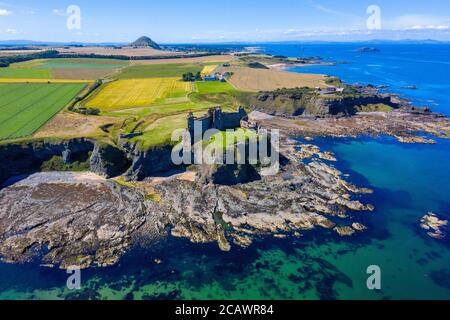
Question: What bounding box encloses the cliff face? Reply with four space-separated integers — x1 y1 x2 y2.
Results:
250 91 399 117
0 139 95 186
124 145 179 181
0 139 135 186
90 143 130 178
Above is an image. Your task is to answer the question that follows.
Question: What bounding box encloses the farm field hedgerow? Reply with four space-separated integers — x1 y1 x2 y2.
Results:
0 83 85 140
85 78 193 110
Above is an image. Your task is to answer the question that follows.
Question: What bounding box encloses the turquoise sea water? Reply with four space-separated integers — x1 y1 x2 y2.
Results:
1 43 450 300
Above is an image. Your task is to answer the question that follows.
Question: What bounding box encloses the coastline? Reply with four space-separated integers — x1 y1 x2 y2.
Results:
1 43 450 300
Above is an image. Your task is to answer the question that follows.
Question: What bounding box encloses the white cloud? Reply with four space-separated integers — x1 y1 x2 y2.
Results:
5 28 18 34
388 14 450 30
53 8 67 16
304 0 352 18
409 25 449 30
310 3 341 15
0 8 12 15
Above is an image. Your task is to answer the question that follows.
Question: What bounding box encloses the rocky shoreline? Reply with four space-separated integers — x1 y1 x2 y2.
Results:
1 80 449 269
254 110 450 145
0 134 375 269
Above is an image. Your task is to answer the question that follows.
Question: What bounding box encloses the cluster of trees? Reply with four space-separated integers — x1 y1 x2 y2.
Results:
68 80 102 116
0 50 59 67
75 107 101 116
182 72 202 82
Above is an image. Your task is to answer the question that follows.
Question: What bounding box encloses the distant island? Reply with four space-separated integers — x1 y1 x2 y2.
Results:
356 47 380 53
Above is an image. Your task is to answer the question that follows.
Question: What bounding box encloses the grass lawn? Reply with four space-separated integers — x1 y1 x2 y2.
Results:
132 113 191 148
115 63 203 79
0 83 85 140
207 128 258 150
195 81 236 94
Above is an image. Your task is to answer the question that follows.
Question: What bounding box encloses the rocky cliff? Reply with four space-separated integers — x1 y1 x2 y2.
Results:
0 139 95 186
0 139 183 186
250 89 401 117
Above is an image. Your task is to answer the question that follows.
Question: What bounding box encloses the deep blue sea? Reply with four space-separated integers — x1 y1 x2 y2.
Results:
1 43 450 300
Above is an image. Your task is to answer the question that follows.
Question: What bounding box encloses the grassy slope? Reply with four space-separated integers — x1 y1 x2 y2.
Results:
195 81 236 94
102 80 247 149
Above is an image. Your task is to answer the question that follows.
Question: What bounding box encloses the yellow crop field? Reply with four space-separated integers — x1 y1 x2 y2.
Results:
85 78 193 110
201 65 218 77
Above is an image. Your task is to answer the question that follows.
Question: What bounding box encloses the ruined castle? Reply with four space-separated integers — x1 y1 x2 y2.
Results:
187 107 248 139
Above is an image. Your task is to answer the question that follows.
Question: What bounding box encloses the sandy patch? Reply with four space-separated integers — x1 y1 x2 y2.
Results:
9 172 106 187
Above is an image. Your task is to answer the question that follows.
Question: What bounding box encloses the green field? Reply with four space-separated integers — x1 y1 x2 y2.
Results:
0 83 85 140
33 58 129 70
0 68 52 79
195 81 236 94
1 58 130 80
115 63 203 79
12 58 129 70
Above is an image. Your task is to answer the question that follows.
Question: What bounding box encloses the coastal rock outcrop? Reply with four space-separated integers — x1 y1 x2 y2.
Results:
420 213 448 240
250 88 401 117
144 142 374 251
0 137 374 268
0 172 152 269
124 145 179 181
89 142 131 178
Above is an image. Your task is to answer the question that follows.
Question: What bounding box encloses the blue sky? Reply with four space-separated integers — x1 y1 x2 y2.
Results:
0 0 450 43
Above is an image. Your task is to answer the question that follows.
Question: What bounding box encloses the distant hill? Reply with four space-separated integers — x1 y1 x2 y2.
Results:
129 36 161 49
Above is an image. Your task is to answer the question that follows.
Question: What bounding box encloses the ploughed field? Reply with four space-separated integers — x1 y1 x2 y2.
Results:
226 67 326 91
0 83 85 140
